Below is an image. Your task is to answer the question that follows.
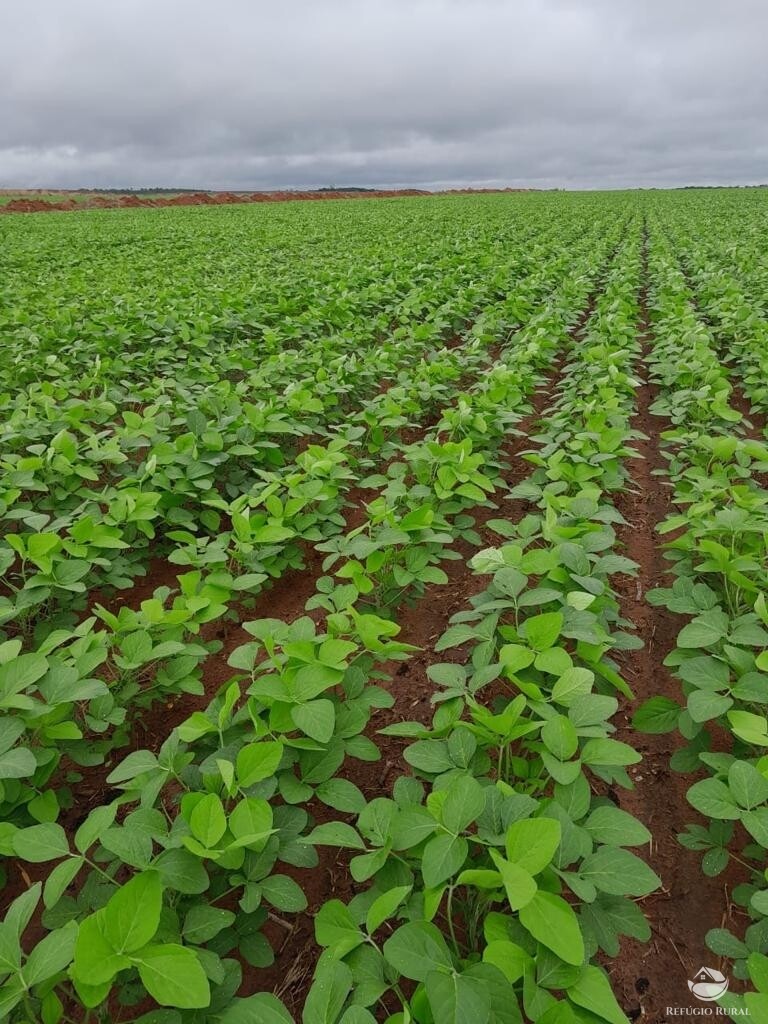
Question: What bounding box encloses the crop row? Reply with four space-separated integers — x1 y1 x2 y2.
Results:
630 223 768 1018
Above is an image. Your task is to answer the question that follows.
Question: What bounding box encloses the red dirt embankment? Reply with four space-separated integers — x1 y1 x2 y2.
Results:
0 187 530 215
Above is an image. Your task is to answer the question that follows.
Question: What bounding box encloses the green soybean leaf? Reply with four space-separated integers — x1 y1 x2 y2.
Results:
292 700 335 744
729 762 768 810
522 612 563 652
422 834 468 888
315 779 367 813
581 739 641 767
106 750 159 784
260 875 308 912
424 969 491 1024
135 944 210 1009
584 807 651 847
0 748 36 780
632 697 680 734
579 848 660 897
567 965 627 1024
441 775 486 834
742 808 768 848
302 961 353 1024
366 885 412 935
228 796 273 847
23 922 77 987
505 818 561 875
482 940 531 984
218 993 293 1023
103 871 162 954
75 804 118 854
489 850 537 911
302 823 366 849
12 823 69 863
43 857 83 909
73 912 130 986
189 794 227 848
551 668 594 706
542 716 578 761
182 906 235 944
687 778 742 820
315 900 364 957
518 892 585 966
236 741 284 787
678 611 729 648
383 922 453 981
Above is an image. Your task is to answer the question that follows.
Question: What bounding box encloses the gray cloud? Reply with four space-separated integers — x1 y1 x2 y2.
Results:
2 0 767 190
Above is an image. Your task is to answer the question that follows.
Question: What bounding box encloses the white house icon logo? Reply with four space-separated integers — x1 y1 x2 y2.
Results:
688 967 729 1001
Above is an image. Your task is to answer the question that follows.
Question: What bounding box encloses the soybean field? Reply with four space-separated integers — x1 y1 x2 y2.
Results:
0 190 767 1023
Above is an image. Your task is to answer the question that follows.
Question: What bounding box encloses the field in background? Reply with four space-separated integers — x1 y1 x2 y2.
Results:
0 185 530 213
0 190 767 1023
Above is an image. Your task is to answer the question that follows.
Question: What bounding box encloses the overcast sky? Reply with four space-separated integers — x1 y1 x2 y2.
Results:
2 0 767 191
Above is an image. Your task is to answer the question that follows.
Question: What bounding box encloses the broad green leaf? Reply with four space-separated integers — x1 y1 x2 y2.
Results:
218 993 293 1023
103 871 162 954
23 922 77 987
567 965 627 1024
728 761 768 810
678 611 729 648
0 747 36 780
236 741 284 787
135 944 210 1009
551 668 594 706
422 834 468 888
541 716 578 761
505 818 561 874
303 822 366 849
228 797 273 847
581 739 641 767
315 779 367 813
106 749 159 784
441 775 485 834
189 794 227 848
12 823 69 863
43 856 83 909
518 892 585 966
579 847 660 897
260 874 308 912
182 906 235 944
425 969 491 1024
315 900 365 957
366 886 411 935
75 803 118 854
728 710 768 747
292 700 335 743
302 961 353 1024
584 806 651 847
383 921 453 981
742 808 768 848
687 778 742 820
688 690 732 723
0 653 48 700
522 612 563 652
73 912 130 986
632 697 680 734
482 940 531 983
489 850 537 911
